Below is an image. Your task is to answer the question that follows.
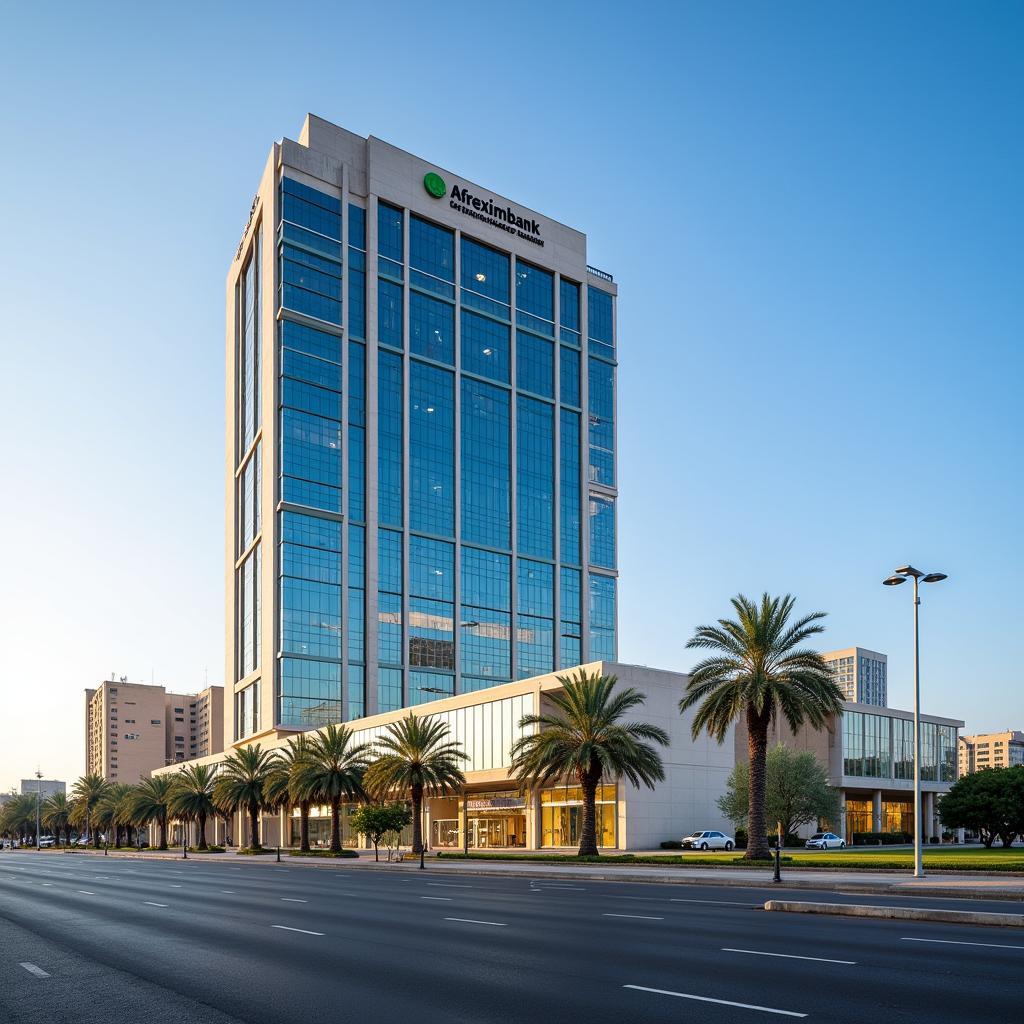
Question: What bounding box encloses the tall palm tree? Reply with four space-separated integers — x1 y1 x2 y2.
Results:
266 736 314 852
71 774 110 848
680 593 844 860
510 669 669 857
129 775 174 850
293 725 373 853
213 744 278 851
41 792 71 847
169 763 218 851
1 794 37 844
96 783 134 848
363 715 467 855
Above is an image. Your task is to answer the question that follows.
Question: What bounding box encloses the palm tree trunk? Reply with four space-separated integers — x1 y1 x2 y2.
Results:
197 811 208 851
249 802 261 850
92 816 101 849
746 708 771 860
411 784 424 854
158 815 168 851
330 797 342 853
114 825 121 849
300 800 311 853
577 770 600 857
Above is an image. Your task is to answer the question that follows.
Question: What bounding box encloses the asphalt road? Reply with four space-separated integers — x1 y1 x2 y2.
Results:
2 853 1022 1023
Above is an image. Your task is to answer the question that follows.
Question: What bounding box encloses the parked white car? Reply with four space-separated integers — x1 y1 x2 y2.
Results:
682 830 735 851
38 835 55 848
805 832 846 850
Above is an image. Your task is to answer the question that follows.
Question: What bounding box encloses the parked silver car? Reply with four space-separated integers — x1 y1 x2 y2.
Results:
805 831 846 850
682 830 735 851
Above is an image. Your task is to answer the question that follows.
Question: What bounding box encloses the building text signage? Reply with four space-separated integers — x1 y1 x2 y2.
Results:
424 173 543 248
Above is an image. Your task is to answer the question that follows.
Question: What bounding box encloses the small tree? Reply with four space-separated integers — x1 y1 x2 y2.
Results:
718 744 839 843
350 803 412 861
940 766 1024 848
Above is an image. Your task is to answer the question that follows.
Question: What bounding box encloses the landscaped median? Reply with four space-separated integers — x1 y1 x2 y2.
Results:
435 847 1024 873
763 899 1024 928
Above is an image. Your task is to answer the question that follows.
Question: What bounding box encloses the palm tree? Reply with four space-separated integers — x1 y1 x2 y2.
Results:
266 736 314 852
213 744 278 851
293 725 373 853
510 669 669 857
70 774 110 848
41 792 71 847
96 783 134 848
363 715 467 855
169 764 218 851
0 794 37 844
680 593 844 860
129 776 174 850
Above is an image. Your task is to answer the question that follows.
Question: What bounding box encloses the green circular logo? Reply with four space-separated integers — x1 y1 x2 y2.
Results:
423 172 446 198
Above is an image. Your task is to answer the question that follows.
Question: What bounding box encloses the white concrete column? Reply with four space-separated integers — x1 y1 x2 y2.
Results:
872 790 883 834
839 796 848 843
923 792 935 841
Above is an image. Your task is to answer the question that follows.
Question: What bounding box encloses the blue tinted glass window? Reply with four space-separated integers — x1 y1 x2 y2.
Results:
282 177 341 213
516 331 553 398
516 397 554 558
378 593 403 667
280 577 341 658
348 264 365 340
409 599 455 673
281 320 342 364
348 588 364 664
517 615 553 678
515 259 554 335
461 238 509 304
378 280 403 349
378 351 403 526
378 202 403 263
559 346 580 407
560 279 580 332
461 547 511 610
282 348 341 391
517 559 553 617
378 667 403 713
461 378 510 549
460 607 510 681
589 496 616 569
461 310 510 383
348 523 365 583
409 361 454 537
588 356 615 486
348 663 365 720
282 510 341 551
410 536 454 601
409 292 454 365
280 658 341 729
241 235 260 453
348 341 365 427
348 204 366 249
281 178 341 240
348 425 365 523
410 670 455 705
410 215 454 282
281 408 342 512
281 242 342 325
281 378 342 419
560 410 581 565
560 566 581 624
280 541 340 585
589 575 616 661
378 528 403 593
587 288 613 344
282 221 341 259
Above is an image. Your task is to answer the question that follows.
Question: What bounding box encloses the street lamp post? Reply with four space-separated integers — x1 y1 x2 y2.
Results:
883 565 947 878
35 769 43 851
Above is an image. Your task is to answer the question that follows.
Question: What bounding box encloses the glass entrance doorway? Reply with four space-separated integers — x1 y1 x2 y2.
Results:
467 814 526 848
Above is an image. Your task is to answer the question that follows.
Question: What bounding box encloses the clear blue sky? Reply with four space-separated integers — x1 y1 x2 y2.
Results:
1 2 1020 789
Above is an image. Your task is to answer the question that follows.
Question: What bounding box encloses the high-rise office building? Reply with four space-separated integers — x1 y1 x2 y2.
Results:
822 647 887 706
226 115 618 748
958 730 1024 775
84 680 224 781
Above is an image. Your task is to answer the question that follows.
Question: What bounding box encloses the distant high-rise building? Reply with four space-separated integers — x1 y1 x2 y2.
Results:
821 647 887 706
84 680 224 781
958 730 1024 776
19 779 64 800
225 115 618 748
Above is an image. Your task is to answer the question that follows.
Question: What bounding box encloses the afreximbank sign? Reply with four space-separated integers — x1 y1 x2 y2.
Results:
423 172 543 247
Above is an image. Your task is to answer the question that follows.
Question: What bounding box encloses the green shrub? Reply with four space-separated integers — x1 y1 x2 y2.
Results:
236 847 276 856
289 849 358 858
660 840 682 849
852 831 910 846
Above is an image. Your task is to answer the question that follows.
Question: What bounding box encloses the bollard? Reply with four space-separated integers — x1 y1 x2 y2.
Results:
276 846 281 863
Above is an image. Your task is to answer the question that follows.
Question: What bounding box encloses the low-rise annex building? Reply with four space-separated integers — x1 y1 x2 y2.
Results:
152 662 736 852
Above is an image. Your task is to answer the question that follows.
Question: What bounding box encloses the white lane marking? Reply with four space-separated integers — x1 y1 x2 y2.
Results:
41 883 53 887
901 937 1024 951
427 882 473 888
280 898 308 903
444 917 507 927
75 890 95 895
624 985 807 1018
169 884 182 888
538 885 586 890
420 896 452 901
603 913 664 920
143 902 169 908
19 963 50 978
220 890 236 894
271 925 324 936
723 948 856 965
672 897 758 906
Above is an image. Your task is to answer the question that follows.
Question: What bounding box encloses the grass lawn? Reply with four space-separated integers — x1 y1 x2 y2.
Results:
436 846 1024 871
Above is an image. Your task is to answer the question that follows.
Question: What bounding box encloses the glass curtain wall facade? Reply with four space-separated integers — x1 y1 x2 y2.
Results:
230 133 617 742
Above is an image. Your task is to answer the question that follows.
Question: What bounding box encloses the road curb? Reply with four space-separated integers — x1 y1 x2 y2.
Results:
763 900 1024 927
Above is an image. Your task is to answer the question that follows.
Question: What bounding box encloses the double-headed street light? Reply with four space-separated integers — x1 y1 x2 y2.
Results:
882 565 947 878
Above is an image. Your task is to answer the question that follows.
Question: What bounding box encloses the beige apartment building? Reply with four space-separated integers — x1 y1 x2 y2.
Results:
958 730 1024 775
821 647 888 707
84 680 224 781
